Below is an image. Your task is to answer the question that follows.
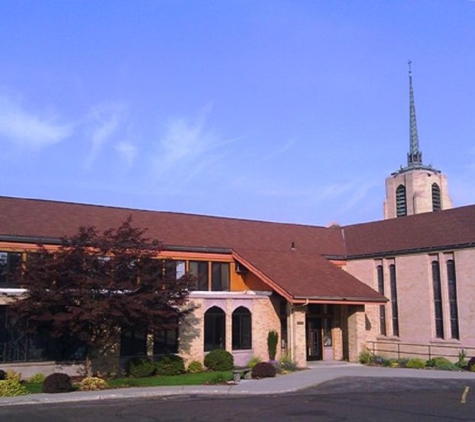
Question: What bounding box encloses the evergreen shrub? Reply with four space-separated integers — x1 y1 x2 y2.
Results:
204 349 234 371
187 360 204 373
128 357 156 378
405 358 426 369
155 354 185 376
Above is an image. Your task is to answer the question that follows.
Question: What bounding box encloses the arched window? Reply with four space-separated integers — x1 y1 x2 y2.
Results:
396 185 407 217
232 307 252 350
204 306 225 351
432 183 441 211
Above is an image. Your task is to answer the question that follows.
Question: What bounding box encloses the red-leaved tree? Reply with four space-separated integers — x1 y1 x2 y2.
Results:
9 217 195 376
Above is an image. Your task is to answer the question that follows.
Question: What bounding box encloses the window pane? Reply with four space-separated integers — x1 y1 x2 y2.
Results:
189 261 209 291
232 307 252 350
212 263 229 291
204 307 225 351
0 252 22 287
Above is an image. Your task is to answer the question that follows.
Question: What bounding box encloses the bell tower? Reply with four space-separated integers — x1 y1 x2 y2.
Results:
384 62 453 219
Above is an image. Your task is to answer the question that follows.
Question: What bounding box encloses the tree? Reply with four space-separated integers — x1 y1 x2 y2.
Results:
9 217 195 376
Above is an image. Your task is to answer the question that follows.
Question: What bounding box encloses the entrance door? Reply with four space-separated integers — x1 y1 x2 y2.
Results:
306 317 322 361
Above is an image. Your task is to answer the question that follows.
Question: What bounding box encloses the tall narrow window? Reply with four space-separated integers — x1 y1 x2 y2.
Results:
446 259 459 340
211 263 230 291
232 307 252 350
377 264 386 336
389 264 399 337
189 261 209 291
432 183 441 211
431 259 444 339
204 307 225 351
396 185 407 217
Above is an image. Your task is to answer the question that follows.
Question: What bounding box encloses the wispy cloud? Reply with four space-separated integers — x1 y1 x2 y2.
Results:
115 141 137 168
150 107 235 188
0 94 72 148
85 103 126 169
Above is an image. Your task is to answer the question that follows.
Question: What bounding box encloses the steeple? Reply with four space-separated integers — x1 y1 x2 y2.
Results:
407 60 422 167
383 62 453 219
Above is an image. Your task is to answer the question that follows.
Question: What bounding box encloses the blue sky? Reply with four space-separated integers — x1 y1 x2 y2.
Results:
1 0 474 227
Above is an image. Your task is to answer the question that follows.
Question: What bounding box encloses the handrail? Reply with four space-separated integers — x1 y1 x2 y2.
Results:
366 340 475 360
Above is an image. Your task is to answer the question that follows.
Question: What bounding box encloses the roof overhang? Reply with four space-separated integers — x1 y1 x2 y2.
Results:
232 251 387 305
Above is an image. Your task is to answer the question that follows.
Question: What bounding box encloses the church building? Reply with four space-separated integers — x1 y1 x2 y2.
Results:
0 66 474 377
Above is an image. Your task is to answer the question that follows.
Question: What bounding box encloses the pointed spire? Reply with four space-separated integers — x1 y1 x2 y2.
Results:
407 60 423 167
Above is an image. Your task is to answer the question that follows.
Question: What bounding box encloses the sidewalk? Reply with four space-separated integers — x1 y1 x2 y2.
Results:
1 361 475 407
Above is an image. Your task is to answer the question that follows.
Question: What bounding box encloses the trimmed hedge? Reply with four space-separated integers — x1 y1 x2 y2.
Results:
204 349 234 371
128 357 156 378
155 354 185 376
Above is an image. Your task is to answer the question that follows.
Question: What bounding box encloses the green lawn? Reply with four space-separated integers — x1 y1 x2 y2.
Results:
108 371 233 388
23 371 233 394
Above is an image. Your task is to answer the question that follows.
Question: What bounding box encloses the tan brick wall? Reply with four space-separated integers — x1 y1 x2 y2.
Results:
291 307 307 367
179 294 281 367
346 248 475 359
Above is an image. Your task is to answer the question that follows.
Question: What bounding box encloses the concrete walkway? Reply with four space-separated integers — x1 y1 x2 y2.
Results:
2 361 475 407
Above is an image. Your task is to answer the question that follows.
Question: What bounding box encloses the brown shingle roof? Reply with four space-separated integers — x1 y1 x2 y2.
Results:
0 195 385 304
343 205 475 257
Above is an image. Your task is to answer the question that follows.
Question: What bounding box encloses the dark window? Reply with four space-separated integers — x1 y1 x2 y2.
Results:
120 326 147 357
432 183 441 211
396 185 407 217
377 265 386 336
232 307 252 350
0 306 85 363
204 306 225 351
389 264 399 337
211 263 229 291
0 252 22 287
164 260 186 280
446 259 459 340
431 260 444 339
153 328 178 355
189 261 209 291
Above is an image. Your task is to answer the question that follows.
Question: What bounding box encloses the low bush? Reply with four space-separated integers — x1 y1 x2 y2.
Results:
207 372 228 384
28 373 46 384
0 379 28 397
128 357 156 378
405 358 426 369
187 360 204 373
0 370 6 381
246 356 262 369
5 369 21 382
426 357 457 371
42 373 73 394
79 377 109 391
358 349 374 364
155 354 185 376
251 362 277 379
204 349 234 371
279 354 298 372
467 357 475 371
